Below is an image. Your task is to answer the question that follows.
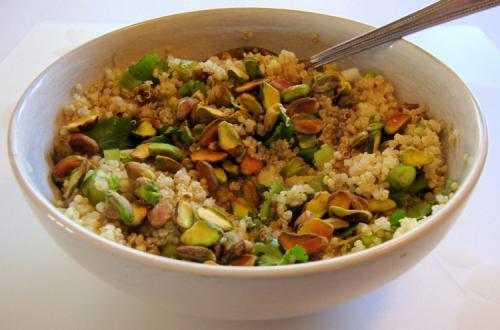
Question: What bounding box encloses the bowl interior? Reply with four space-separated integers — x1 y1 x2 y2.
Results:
10 8 483 252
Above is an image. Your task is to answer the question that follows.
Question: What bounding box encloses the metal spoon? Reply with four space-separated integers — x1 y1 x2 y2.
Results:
213 0 499 68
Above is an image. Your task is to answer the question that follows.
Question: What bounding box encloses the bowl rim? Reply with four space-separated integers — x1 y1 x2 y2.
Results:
8 8 488 278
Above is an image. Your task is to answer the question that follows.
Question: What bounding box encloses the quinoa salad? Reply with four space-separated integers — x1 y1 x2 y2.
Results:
51 50 457 266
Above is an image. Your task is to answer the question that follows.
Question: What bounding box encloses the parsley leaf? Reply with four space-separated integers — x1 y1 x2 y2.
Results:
118 70 142 90
254 241 308 266
265 109 294 145
118 54 169 90
254 240 283 266
128 54 160 81
177 80 207 97
86 117 137 150
281 245 309 264
389 191 406 208
404 175 428 194
389 209 407 231
257 254 283 266
176 60 199 82
141 127 180 144
407 202 432 219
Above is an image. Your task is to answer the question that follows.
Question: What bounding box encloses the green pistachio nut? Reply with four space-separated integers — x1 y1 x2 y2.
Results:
400 148 434 167
196 206 233 231
388 164 417 190
176 245 217 262
244 58 263 80
228 68 249 83
328 205 373 223
313 144 335 169
281 84 310 103
176 200 194 230
134 178 160 205
238 93 264 115
218 121 242 152
148 143 181 160
63 159 88 199
311 73 339 93
180 220 222 246
260 81 281 110
280 157 308 178
104 191 134 224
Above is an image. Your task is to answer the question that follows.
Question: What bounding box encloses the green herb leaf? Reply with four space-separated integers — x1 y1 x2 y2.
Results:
86 117 137 150
389 209 406 231
254 240 283 266
128 54 161 81
254 241 308 266
176 60 198 81
389 191 406 208
257 254 283 266
404 174 428 194
118 54 168 89
141 127 180 144
118 70 142 90
158 126 180 135
281 245 308 264
299 147 317 165
177 80 207 97
265 110 294 145
407 202 432 219
156 59 169 72
254 240 282 257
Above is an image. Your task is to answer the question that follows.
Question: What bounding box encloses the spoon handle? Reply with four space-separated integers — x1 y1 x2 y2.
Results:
308 0 500 67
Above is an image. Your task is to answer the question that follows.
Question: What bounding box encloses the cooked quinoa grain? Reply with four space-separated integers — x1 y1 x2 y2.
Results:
51 50 454 266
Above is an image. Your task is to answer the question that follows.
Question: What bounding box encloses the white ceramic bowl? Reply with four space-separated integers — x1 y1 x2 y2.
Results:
8 9 487 320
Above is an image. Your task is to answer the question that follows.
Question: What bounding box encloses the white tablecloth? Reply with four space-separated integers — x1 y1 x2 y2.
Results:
1 3 499 329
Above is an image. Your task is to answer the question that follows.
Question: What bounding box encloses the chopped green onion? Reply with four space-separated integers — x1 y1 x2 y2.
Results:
120 149 134 162
258 180 284 222
103 148 121 161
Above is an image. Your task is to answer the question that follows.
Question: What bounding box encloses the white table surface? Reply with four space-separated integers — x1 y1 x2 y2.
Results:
1 2 499 329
